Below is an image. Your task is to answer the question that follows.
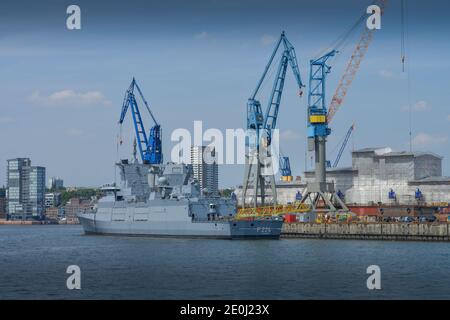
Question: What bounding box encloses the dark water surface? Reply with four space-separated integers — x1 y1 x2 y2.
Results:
1 225 449 299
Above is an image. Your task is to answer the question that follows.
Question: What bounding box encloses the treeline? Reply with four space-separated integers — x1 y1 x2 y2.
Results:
219 188 235 198
48 188 101 206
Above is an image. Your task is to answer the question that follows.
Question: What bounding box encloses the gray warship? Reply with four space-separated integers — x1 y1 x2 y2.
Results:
78 160 283 239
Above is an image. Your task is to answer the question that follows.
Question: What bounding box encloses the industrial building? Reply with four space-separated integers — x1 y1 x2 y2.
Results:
190 146 219 196
6 158 46 220
342 148 447 205
234 147 450 207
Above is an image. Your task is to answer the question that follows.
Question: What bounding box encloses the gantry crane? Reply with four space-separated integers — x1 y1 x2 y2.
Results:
119 78 162 164
242 31 304 207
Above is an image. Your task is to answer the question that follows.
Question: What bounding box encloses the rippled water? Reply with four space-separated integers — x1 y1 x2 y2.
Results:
1 225 450 299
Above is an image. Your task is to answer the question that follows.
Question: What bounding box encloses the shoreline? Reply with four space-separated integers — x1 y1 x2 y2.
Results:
0 220 79 225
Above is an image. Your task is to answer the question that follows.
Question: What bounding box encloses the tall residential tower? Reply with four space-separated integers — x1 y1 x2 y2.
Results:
190 146 218 196
6 158 46 220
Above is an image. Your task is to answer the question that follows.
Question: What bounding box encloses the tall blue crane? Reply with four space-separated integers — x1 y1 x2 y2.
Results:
299 50 349 213
243 31 304 207
307 50 336 151
119 78 162 164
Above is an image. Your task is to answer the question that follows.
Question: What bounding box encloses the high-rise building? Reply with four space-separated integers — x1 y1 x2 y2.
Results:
48 177 64 190
6 158 46 220
0 188 6 220
190 146 219 195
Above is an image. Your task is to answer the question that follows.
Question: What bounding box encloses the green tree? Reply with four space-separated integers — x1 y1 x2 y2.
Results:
60 188 101 206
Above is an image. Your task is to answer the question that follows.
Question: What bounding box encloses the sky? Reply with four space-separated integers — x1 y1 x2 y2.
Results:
0 0 449 188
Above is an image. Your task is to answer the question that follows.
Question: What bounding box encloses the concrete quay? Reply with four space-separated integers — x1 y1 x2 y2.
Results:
281 223 450 241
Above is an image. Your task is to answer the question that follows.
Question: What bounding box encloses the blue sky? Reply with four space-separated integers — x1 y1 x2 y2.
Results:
1 0 449 187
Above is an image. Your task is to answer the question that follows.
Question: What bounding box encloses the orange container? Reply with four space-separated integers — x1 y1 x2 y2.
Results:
285 214 297 223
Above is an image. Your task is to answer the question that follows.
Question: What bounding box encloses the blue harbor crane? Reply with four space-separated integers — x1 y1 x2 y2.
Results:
299 50 349 213
307 50 336 172
119 78 162 164
242 31 304 207
279 155 293 181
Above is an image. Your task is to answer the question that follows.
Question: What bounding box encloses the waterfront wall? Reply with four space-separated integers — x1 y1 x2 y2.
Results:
282 223 450 241
0 220 79 225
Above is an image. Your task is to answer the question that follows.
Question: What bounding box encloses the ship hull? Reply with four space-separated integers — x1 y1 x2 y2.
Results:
78 213 283 240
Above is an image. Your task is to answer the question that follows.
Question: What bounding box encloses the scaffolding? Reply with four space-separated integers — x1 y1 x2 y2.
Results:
236 202 310 220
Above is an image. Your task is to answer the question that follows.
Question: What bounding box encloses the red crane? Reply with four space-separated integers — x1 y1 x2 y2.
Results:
327 0 388 123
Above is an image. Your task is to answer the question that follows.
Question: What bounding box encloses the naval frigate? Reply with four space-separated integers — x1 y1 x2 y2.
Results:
77 160 283 239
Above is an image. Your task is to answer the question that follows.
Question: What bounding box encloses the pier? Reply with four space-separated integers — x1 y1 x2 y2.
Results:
281 223 450 241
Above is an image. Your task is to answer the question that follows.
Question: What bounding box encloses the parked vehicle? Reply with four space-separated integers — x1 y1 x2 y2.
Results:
418 215 437 223
402 216 414 223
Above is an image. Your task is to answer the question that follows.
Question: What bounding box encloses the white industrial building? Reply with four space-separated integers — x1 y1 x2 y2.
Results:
234 147 450 206
344 148 448 205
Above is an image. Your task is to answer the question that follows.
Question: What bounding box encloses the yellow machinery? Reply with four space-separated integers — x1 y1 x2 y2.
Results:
281 175 293 182
236 202 310 220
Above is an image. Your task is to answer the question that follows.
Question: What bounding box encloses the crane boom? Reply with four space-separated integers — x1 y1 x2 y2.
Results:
250 31 304 101
327 28 373 122
332 123 354 167
263 52 289 134
327 0 387 123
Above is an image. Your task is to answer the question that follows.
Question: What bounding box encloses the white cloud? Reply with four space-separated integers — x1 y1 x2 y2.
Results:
260 35 276 46
412 132 448 147
401 100 430 112
0 116 14 124
280 130 302 141
447 115 450 121
378 69 406 80
378 69 395 79
65 128 84 137
412 100 429 111
29 90 112 107
194 31 209 40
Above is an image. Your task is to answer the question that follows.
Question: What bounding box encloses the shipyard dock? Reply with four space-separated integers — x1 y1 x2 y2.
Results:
282 222 450 241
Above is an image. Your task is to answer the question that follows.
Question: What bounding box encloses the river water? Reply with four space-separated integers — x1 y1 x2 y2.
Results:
1 225 449 299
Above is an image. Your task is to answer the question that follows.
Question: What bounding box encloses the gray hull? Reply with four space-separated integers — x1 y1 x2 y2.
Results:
78 213 283 239
78 162 283 239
